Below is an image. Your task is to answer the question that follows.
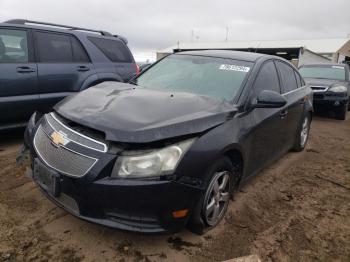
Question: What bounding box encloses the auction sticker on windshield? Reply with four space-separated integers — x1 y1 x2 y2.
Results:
219 64 251 72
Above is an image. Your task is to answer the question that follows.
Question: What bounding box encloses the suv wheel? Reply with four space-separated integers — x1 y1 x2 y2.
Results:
187 157 238 235
336 102 348 120
292 113 311 152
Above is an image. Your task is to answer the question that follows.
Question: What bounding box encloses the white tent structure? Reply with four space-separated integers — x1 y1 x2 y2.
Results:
157 38 350 66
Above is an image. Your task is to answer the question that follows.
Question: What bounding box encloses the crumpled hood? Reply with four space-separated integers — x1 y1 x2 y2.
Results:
54 82 237 143
304 78 346 88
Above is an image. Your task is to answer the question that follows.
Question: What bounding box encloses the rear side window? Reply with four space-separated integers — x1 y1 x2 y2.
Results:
35 31 73 62
35 32 90 63
0 28 28 63
88 37 132 63
253 61 281 95
70 36 90 63
276 61 298 93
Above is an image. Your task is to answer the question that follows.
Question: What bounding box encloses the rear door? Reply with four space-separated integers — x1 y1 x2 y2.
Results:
0 27 38 124
34 30 93 113
244 60 289 176
275 61 304 147
87 37 136 82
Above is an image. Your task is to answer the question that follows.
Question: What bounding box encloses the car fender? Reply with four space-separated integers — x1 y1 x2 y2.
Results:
80 73 123 91
97 72 124 83
304 96 314 114
175 119 244 189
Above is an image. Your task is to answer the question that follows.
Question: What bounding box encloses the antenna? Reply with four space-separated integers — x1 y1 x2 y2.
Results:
225 27 229 42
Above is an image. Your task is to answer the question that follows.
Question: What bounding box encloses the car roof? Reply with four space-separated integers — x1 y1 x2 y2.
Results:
174 50 269 62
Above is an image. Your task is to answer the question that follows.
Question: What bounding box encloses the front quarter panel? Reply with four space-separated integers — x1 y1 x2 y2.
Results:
174 116 245 189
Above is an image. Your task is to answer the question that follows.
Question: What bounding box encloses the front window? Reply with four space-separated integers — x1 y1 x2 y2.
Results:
299 65 346 81
0 29 28 63
135 54 253 101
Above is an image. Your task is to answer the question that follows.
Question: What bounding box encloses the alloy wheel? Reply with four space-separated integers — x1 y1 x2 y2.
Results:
204 171 231 226
300 117 309 147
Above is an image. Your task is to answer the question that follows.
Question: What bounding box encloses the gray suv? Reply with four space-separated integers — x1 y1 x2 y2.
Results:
0 19 138 130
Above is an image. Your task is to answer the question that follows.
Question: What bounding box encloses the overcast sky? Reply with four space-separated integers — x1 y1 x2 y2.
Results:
1 0 349 61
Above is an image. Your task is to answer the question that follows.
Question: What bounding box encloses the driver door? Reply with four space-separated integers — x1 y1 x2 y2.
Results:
244 60 289 177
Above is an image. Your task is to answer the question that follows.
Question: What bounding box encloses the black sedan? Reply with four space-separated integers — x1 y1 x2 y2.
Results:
22 50 313 234
299 63 350 120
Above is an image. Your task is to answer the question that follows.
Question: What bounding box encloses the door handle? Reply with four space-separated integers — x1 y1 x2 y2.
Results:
77 65 90 72
17 66 35 73
279 110 288 118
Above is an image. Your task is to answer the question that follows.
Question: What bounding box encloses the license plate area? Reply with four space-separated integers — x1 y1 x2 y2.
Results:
33 159 60 197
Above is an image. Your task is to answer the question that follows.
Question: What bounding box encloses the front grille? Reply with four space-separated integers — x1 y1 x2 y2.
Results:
313 93 324 99
45 113 107 153
34 126 97 177
311 86 328 92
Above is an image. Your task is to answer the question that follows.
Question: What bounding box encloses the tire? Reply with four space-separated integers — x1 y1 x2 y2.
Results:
292 112 311 152
187 157 239 235
335 103 347 120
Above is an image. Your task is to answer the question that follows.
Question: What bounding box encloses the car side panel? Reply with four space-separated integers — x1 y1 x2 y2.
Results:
243 106 289 177
282 87 307 145
0 27 39 123
173 117 244 189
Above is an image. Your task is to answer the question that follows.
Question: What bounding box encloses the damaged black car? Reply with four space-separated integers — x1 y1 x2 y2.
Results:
22 50 313 234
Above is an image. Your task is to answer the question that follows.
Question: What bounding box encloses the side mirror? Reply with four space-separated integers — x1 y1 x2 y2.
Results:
253 90 287 108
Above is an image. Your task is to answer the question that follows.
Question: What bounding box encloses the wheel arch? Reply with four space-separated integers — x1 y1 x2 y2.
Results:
304 99 314 120
222 147 244 185
80 74 123 91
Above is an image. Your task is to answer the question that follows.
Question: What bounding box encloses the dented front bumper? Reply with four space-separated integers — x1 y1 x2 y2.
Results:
22 112 203 233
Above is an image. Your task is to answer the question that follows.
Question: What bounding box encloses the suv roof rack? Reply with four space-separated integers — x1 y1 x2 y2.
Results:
4 19 113 37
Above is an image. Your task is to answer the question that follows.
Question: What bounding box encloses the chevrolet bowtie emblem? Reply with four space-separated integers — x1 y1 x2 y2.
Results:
50 131 68 147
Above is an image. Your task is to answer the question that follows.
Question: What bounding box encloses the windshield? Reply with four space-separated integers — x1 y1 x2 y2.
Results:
299 65 346 81
135 54 253 101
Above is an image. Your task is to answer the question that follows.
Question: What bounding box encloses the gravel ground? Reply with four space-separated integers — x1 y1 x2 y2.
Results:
0 116 349 262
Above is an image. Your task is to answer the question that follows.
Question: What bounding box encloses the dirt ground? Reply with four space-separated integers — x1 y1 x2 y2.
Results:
0 115 349 262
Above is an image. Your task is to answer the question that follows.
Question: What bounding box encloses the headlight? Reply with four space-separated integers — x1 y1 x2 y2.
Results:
111 138 196 178
328 85 347 93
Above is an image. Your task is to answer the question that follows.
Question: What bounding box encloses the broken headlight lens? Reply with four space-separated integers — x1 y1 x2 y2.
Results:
111 138 196 178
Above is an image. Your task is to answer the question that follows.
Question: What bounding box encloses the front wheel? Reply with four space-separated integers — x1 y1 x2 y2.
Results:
187 157 238 235
203 171 231 227
292 113 311 152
